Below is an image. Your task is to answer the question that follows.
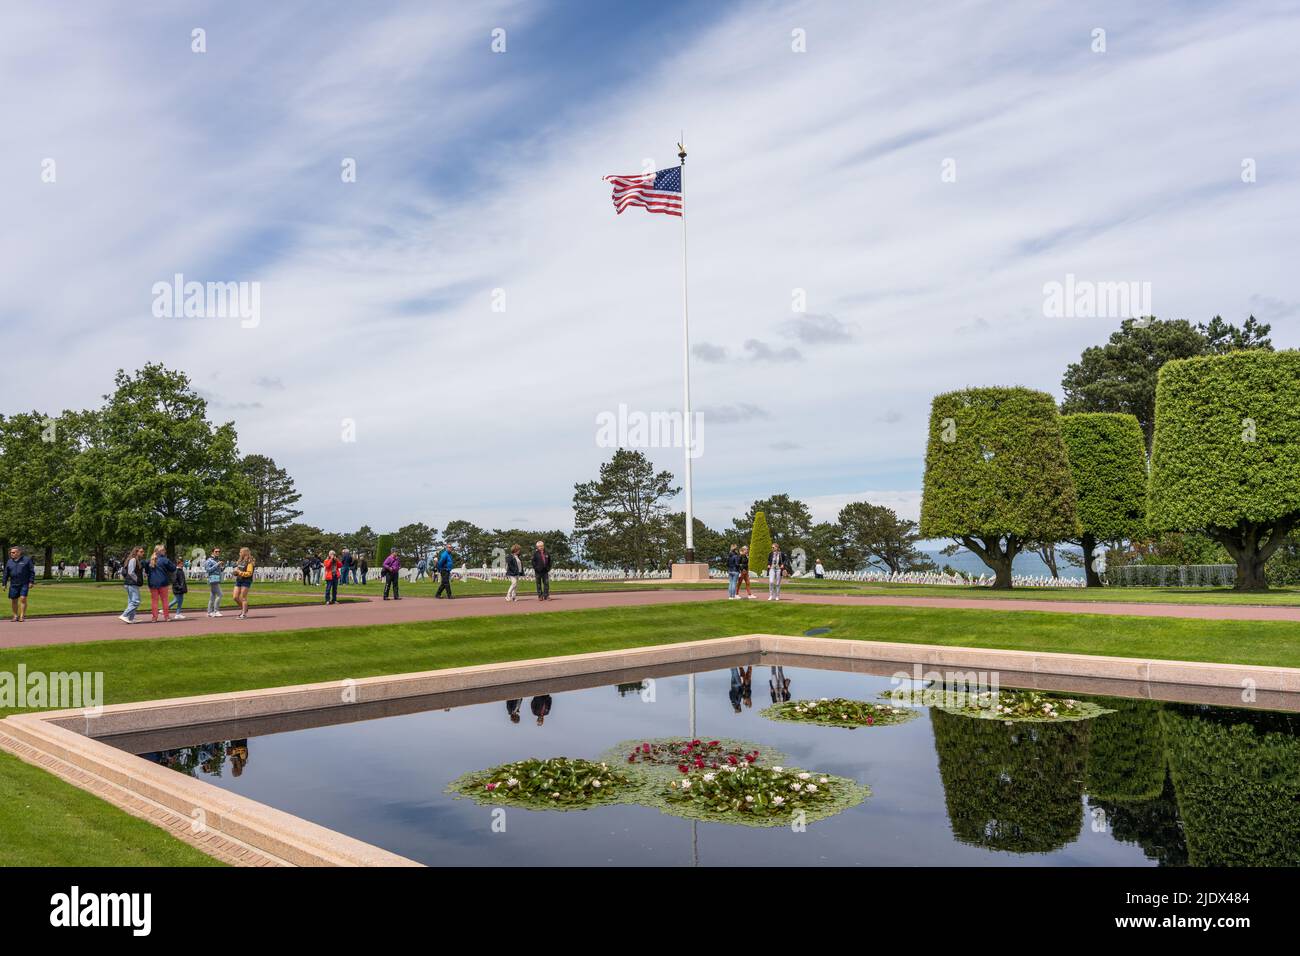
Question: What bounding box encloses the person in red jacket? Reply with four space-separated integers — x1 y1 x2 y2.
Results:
323 550 343 605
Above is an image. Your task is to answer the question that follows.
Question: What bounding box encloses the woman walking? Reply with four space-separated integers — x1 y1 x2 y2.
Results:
205 547 224 617
119 546 145 623
505 544 524 602
146 545 176 623
323 550 342 605
767 541 791 601
737 545 756 599
233 547 255 619
359 554 369 586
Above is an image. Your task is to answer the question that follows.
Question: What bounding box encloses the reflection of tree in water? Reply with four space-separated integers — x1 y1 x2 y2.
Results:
1085 698 1166 803
1092 770 1188 867
1162 705 1300 866
141 738 249 778
616 682 646 697
931 708 1089 854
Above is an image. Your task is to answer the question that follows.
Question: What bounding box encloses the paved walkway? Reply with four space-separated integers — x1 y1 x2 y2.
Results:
3 589 1300 650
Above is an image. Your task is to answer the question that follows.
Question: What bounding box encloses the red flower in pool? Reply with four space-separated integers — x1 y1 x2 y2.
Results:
691 739 701 747
708 740 719 747
744 753 756 763
641 743 651 753
727 755 738 765
678 764 689 774
866 715 874 725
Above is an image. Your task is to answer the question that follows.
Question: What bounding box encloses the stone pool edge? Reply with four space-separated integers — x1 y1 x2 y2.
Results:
3 632 1297 867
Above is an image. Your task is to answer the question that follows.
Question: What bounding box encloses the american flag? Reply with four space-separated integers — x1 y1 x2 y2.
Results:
603 165 682 217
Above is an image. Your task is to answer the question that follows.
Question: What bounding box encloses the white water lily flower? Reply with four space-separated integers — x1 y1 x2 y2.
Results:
506 777 519 787
790 783 802 792
773 796 785 806
681 780 692 790
806 784 818 793
745 795 754 803
702 773 715 782
798 772 811 780
592 780 602 787
773 766 784 772
551 792 560 798
820 697 829 702
819 777 829 784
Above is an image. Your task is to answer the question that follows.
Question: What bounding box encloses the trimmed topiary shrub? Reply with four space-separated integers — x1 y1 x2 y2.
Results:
920 387 1079 588
1060 413 1148 586
375 533 394 564
1148 350 1300 590
748 511 771 576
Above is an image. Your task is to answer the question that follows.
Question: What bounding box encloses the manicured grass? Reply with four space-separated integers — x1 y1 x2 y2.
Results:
9 583 361 617
0 749 224 866
6 598 1300 866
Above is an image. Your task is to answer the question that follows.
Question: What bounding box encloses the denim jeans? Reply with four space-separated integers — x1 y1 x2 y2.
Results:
728 571 739 597
170 591 185 612
324 577 339 603
208 582 222 613
124 585 141 621
768 572 782 599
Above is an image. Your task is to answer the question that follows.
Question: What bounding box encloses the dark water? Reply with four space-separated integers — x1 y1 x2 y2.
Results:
107 665 1300 866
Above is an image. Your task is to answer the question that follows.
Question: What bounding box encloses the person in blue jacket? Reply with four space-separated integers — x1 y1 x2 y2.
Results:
4 546 37 623
725 544 742 599
435 545 454 598
146 545 177 622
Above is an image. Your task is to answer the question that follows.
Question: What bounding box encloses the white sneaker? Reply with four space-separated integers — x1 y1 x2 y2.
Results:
173 614 186 620
119 614 132 623
767 596 774 601
747 595 757 600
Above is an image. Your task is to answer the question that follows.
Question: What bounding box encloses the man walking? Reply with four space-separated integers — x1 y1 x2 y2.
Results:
435 544 454 599
4 546 36 622
532 540 552 601
205 547 224 617
382 548 401 600
340 548 354 585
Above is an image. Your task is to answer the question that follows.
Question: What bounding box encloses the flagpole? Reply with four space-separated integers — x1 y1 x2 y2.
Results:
678 139 695 564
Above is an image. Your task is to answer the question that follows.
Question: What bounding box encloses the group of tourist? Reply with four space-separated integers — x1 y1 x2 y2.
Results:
725 542 794 601
118 545 255 624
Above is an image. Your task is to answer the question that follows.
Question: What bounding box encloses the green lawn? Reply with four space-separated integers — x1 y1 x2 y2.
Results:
6 598 1300 866
0 749 224 866
10 582 361 617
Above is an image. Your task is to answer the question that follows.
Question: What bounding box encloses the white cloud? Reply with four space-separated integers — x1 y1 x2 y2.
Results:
3 0 1298 538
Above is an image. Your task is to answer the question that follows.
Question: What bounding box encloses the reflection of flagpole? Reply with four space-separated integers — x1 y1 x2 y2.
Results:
678 139 695 563
688 669 698 867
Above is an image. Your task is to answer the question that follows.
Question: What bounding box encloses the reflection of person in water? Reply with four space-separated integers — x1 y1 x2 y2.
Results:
228 739 249 777
728 667 745 713
769 666 792 703
506 699 522 724
530 695 552 726
739 666 753 708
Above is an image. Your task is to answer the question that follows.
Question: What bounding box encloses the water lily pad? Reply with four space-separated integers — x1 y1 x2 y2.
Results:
762 697 919 729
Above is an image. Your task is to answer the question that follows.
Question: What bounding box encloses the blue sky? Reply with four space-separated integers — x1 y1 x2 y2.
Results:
2 0 1298 537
